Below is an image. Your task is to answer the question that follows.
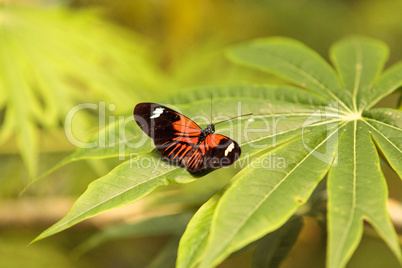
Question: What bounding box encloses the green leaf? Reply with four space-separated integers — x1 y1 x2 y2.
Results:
198 123 342 268
31 153 196 243
252 217 303 268
326 120 401 268
364 62 402 110
74 213 192 257
363 109 402 178
34 98 326 242
227 37 352 112
330 36 389 113
177 191 222 268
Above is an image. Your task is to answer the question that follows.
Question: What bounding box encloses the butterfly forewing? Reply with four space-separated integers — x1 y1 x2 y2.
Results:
134 103 201 144
134 103 201 164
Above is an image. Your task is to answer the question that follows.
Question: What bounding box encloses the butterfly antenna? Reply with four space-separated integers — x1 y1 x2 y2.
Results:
210 93 213 124
214 113 253 125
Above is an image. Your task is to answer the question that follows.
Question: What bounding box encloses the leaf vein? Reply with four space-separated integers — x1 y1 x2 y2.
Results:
362 120 402 154
352 40 363 113
363 118 402 132
332 120 358 262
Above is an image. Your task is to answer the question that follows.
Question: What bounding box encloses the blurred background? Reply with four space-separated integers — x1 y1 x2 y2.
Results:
0 0 401 267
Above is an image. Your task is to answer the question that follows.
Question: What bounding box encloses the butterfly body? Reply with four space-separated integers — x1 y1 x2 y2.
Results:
134 103 241 172
198 124 215 144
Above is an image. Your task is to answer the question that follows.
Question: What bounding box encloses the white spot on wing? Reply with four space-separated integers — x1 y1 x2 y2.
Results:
150 107 164 119
224 142 235 156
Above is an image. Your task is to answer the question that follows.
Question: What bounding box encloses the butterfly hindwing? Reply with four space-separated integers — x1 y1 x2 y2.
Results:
203 134 241 170
183 134 241 172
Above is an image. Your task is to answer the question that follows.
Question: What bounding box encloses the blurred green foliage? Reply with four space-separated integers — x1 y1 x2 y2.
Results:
73 0 402 64
0 1 401 267
0 4 166 177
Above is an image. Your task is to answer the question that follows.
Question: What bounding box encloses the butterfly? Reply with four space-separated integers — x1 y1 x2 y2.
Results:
134 101 251 172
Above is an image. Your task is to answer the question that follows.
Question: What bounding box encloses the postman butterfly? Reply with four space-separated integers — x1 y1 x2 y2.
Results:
134 101 251 172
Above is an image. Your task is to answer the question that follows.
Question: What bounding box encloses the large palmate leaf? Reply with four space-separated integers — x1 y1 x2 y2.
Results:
34 37 402 268
0 5 164 177
33 97 331 241
189 37 400 268
28 83 329 188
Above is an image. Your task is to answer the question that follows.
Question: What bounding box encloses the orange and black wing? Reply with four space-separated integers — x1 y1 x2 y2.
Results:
183 134 241 172
134 103 241 172
134 103 201 165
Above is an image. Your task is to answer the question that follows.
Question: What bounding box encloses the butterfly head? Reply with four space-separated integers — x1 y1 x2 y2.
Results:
206 124 215 134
